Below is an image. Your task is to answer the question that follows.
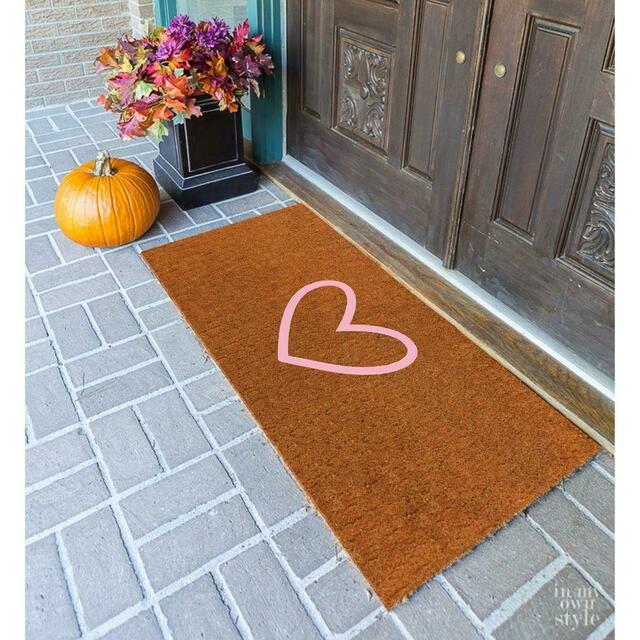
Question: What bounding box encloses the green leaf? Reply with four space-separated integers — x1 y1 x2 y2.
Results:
172 112 186 125
147 120 169 142
121 57 133 73
134 81 156 99
174 68 184 77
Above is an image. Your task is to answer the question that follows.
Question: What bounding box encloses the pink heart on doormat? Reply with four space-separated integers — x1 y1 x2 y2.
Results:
277 279 418 375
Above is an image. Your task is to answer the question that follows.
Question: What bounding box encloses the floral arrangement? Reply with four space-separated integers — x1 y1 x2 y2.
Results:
95 15 274 141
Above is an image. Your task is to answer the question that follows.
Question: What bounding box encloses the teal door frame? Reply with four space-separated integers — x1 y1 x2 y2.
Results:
154 0 285 164
153 0 177 27
246 0 284 164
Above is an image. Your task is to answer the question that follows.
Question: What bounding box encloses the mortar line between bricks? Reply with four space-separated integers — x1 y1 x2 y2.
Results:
26 361 61 379
525 513 615 607
68 377 178 423
25 421 82 451
435 575 494 640
331 608 384 640
586 612 615 640
25 267 176 640
74 355 162 392
482 555 568 632
267 507 311 537
47 231 67 264
209 575 255 640
24 413 37 449
100 501 175 640
55 531 90 637
25 333 51 347
28 127 94 146
591 460 615 485
218 427 262 450
68 145 88 168
131 405 171 473
59 329 152 366
559 486 614 540
41 272 154 296
26 496 111 547
81 300 109 348
140 317 181 333
211 570 257 640
388 612 417 640
28 330 143 370
134 487 243 548
25 179 37 206
133 228 173 249
30 266 109 290
300 554 345 589
85 600 151 640
131 297 173 313
24 211 55 226
38 286 127 315
26 458 97 495
200 395 245 419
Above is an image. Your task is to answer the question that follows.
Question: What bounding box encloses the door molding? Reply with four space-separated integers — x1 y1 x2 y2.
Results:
442 0 493 268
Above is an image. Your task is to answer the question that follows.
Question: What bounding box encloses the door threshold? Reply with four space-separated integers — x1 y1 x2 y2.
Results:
259 156 614 451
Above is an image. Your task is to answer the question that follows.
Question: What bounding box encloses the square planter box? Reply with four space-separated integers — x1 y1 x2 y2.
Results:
153 96 257 209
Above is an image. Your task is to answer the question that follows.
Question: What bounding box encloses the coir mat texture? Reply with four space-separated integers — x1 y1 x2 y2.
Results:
142 204 599 608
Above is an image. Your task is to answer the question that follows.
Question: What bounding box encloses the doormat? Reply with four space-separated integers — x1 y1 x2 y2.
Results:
142 204 599 608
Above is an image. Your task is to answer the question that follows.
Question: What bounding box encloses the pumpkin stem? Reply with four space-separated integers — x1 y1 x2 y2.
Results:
93 150 116 177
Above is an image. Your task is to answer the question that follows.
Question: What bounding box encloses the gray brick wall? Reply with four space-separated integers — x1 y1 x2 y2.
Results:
25 0 153 109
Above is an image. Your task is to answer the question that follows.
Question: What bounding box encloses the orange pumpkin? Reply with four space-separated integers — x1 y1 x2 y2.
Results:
54 150 160 247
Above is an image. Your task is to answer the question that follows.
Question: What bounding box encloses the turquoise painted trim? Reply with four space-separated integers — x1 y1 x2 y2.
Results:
247 0 284 164
154 0 177 26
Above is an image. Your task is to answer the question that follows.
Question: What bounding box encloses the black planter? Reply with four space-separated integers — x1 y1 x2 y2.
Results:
153 96 257 209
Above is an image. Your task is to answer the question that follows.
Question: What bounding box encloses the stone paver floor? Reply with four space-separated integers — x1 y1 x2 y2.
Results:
25 100 615 640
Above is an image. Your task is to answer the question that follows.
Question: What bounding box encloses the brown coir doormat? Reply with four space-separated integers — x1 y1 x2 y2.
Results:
142 204 598 608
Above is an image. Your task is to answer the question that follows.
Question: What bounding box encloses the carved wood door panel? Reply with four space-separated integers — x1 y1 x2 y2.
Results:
456 0 614 377
286 0 487 256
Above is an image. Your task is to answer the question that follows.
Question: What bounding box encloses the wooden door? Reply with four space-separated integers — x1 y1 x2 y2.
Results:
456 0 615 377
287 0 488 256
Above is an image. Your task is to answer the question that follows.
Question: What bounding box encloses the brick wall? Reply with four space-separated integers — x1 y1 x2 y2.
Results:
25 0 156 110
129 0 156 36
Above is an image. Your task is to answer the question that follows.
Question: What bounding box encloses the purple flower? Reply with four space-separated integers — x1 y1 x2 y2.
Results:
167 14 196 41
157 14 196 59
155 39 178 60
195 18 230 51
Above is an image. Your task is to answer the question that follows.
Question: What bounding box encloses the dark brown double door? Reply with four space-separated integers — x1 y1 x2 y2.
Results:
287 0 614 378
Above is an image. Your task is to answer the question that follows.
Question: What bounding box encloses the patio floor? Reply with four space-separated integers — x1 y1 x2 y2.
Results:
25 100 615 640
